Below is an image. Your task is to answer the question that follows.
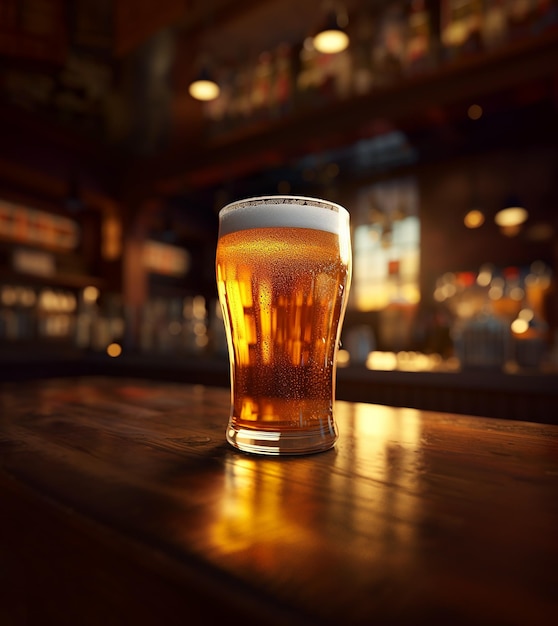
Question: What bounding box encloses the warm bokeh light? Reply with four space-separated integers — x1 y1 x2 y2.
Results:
83 285 100 304
488 277 505 300
313 29 349 54
397 351 440 371
336 348 350 367
18 287 36 307
106 343 122 357
476 265 493 287
366 351 398 371
1 286 17 306
467 104 483 120
464 209 485 228
518 308 534 322
494 206 528 227
195 335 209 348
511 318 529 335
188 79 220 101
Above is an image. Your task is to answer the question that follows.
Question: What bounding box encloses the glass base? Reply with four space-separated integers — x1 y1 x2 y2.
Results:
226 424 338 456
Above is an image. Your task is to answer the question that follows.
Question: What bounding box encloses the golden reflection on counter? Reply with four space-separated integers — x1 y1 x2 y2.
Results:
209 400 423 576
210 455 319 561
332 402 422 555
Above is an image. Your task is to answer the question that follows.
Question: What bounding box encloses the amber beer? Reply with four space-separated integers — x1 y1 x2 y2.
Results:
216 196 351 455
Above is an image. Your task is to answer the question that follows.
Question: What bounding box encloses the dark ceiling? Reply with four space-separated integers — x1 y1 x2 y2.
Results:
0 0 369 209
0 0 352 156
0 0 557 217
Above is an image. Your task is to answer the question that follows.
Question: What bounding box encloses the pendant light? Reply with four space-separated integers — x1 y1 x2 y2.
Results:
188 1 220 102
495 195 528 237
188 66 220 101
313 5 349 54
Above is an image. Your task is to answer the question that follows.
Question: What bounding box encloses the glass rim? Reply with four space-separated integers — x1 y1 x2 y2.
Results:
218 195 349 218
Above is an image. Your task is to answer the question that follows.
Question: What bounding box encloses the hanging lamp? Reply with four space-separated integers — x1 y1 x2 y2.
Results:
495 195 528 236
188 66 220 101
313 6 349 54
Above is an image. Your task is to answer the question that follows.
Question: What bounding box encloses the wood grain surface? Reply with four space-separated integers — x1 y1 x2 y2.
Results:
1 376 558 625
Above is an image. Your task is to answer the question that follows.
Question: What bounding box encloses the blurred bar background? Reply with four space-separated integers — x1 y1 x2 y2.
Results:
1 0 557 421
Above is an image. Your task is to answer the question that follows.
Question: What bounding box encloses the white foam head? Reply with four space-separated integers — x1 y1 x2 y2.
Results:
218 195 350 237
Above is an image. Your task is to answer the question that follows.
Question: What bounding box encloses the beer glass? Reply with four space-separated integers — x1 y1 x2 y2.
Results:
216 196 352 455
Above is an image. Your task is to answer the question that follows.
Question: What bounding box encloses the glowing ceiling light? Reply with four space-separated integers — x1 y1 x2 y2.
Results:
494 206 528 227
313 10 349 54
188 67 220 101
313 28 349 53
189 78 220 101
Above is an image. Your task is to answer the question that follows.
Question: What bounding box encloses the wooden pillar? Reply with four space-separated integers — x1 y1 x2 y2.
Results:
121 197 161 350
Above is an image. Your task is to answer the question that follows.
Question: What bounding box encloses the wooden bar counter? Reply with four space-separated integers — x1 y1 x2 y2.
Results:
1 376 557 625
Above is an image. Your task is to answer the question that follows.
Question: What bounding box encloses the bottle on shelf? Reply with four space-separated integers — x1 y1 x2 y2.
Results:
440 0 484 60
510 261 552 369
436 260 554 371
405 0 437 74
372 1 408 86
482 0 510 50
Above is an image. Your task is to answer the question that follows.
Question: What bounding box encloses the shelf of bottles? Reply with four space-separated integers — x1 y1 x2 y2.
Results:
201 0 558 138
0 198 89 347
338 260 557 374
0 280 227 360
0 195 225 358
433 260 555 371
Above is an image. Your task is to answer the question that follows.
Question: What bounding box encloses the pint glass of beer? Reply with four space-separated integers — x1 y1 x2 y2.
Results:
216 196 352 455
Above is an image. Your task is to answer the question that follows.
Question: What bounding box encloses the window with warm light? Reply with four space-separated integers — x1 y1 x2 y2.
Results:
352 178 420 311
